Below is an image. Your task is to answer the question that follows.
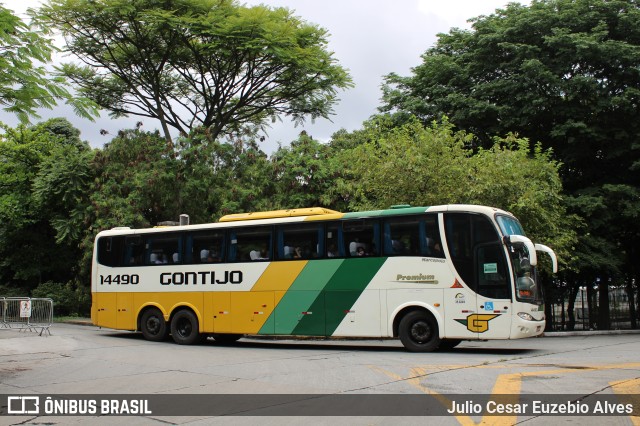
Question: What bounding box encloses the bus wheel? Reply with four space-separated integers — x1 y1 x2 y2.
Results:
140 308 168 342
212 333 243 344
399 310 440 352
170 310 200 345
438 339 462 350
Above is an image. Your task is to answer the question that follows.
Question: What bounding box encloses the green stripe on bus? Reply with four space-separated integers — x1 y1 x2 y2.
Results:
259 259 344 335
291 257 387 336
342 206 428 218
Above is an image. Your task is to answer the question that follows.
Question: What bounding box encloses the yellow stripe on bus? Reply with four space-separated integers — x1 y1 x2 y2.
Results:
211 261 309 334
251 261 308 301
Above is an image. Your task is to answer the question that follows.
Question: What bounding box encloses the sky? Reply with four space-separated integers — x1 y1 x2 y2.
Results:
4 0 529 152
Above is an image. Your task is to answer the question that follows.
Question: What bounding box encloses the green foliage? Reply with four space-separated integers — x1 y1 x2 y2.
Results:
33 143 94 244
329 116 473 209
0 119 91 290
0 284 26 297
176 127 276 219
31 281 90 316
0 5 97 122
37 0 352 141
270 133 338 209
90 129 180 230
329 116 577 267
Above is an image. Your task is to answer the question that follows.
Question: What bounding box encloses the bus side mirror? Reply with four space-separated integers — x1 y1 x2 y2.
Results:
503 235 538 267
535 243 558 274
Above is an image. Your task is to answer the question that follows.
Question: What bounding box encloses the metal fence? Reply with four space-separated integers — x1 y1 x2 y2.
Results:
1 297 53 336
550 287 637 331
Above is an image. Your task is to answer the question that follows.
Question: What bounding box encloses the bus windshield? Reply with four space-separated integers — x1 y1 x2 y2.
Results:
496 215 525 237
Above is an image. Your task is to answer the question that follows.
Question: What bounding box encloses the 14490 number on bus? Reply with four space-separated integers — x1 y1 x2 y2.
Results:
100 274 140 285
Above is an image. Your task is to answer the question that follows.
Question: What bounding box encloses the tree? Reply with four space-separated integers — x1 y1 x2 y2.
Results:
90 129 182 231
0 5 96 123
0 119 91 290
270 132 338 209
176 127 276 218
380 0 640 329
37 0 352 143
329 116 577 268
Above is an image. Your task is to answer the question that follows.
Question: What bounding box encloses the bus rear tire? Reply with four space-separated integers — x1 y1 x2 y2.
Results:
170 309 201 345
140 308 168 342
399 310 440 352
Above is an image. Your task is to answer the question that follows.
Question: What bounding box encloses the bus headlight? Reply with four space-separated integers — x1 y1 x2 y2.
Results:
517 312 534 321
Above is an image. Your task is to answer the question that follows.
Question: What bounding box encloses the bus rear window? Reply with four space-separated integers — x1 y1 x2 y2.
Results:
97 236 125 267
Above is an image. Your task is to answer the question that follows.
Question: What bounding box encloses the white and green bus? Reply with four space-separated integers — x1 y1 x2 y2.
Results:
92 204 557 352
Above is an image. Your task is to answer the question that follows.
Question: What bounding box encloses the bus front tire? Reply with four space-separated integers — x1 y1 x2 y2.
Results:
140 308 168 342
399 310 440 352
170 310 201 345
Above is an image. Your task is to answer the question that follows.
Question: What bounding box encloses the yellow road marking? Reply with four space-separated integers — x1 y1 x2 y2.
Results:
371 362 640 425
611 378 640 425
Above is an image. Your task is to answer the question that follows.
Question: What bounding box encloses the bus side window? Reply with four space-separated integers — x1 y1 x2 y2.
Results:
190 231 225 263
276 223 324 260
423 215 444 258
144 234 181 265
125 235 144 266
229 227 272 262
343 219 380 257
383 217 419 256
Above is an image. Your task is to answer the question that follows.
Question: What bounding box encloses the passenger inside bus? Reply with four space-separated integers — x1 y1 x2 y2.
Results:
250 246 269 260
349 241 368 256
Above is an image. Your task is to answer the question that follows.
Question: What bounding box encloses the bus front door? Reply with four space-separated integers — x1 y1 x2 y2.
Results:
472 242 512 339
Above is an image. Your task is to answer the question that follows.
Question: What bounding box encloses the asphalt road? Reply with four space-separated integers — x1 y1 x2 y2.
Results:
1 323 639 425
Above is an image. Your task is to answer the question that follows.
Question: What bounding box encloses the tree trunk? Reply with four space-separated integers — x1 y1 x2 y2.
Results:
629 273 638 329
598 276 610 330
587 281 596 330
630 242 638 329
566 278 580 331
543 276 554 332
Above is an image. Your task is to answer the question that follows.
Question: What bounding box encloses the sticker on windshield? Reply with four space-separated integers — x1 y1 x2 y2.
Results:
483 263 498 274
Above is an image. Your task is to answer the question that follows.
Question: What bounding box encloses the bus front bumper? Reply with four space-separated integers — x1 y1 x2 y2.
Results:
510 315 545 339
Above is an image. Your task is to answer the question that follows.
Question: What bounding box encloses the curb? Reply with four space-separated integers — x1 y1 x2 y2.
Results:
544 329 640 337
59 319 93 326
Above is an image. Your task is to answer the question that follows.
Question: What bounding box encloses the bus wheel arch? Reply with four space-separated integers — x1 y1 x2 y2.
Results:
394 307 441 352
169 307 201 345
138 306 169 342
